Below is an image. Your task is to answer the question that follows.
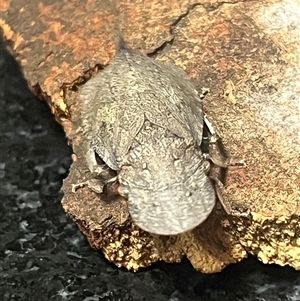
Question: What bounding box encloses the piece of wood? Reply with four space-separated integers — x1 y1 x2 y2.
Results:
1 0 299 272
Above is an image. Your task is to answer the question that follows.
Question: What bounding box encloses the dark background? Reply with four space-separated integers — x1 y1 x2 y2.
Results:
0 38 299 301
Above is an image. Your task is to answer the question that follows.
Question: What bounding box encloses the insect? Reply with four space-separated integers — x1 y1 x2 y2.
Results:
78 39 238 235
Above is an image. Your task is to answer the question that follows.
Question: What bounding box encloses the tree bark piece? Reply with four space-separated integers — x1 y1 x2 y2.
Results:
1 0 299 272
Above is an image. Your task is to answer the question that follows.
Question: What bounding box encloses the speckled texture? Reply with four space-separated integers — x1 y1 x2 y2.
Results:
0 34 300 301
1 0 300 275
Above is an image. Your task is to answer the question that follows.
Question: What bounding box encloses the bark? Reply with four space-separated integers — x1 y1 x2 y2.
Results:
1 0 299 272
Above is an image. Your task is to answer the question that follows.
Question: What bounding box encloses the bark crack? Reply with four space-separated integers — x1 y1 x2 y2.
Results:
148 0 257 57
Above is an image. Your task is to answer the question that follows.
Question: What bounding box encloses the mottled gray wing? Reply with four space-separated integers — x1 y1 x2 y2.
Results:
77 67 142 170
81 75 117 170
81 47 205 170
118 49 205 145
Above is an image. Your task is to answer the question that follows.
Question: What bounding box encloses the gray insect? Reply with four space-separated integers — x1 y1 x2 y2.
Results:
79 40 231 235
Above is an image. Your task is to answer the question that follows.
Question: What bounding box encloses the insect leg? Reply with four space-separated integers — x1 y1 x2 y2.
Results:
203 114 245 168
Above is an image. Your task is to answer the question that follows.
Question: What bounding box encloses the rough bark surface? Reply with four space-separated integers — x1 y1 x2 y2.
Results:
1 0 299 272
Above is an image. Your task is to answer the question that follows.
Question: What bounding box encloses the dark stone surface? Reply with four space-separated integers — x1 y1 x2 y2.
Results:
0 38 299 301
